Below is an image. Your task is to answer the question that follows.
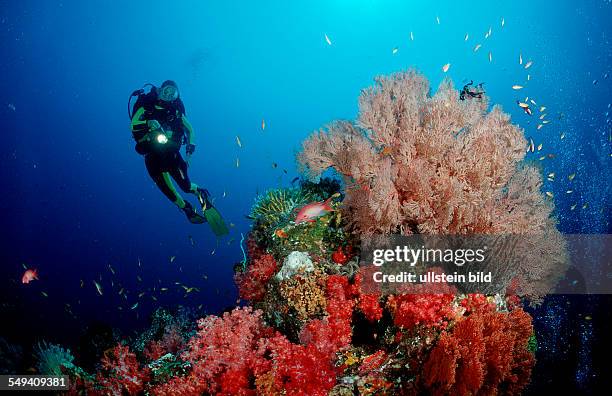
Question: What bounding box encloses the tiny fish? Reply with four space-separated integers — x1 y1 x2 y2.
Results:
272 162 278 168
291 176 300 184
261 119 266 131
512 85 523 90
530 99 536 105
22 269 39 284
222 190 227 197
464 33 469 41
211 249 216 255
518 101 530 108
131 302 139 310
537 143 543 151
94 281 103 296
108 264 115 275
539 156 546 161
545 191 554 198
524 60 533 69
548 172 555 179
571 204 577 210
436 16 440 25
529 138 535 152
151 296 157 301
236 158 240 168
488 51 492 62
138 292 145 298
410 31 414 41
501 17 505 27
540 106 546 112
236 135 242 147
566 190 573 194
189 235 195 247
80 279 84 288
537 124 543 130
229 222 235 228
41 291 48 298
392 47 398 54
519 53 523 65
119 288 124 295
485 26 491 39
568 173 576 181
527 74 531 81
473 44 482 52
593 80 598 85
442 63 451 73
170 256 176 263
547 153 555 159
560 132 565 139
324 33 332 45
202 275 208 280
138 258 142 267
539 113 546 120
542 120 550 124
160 287 168 292
137 275 142 282
21 263 27 270
582 203 588 209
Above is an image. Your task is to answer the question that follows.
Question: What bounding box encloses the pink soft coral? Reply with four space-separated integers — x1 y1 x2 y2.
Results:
234 254 278 301
96 344 149 396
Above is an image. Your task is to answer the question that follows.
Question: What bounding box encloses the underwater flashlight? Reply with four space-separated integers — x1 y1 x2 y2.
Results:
157 134 168 144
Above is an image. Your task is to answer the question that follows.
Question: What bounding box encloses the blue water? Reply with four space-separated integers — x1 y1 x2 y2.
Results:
1 0 610 391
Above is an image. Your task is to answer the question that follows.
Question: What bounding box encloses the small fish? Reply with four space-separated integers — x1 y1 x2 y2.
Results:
548 172 555 179
21 263 27 270
229 222 235 228
261 119 266 131
137 275 142 282
236 158 240 168
512 85 523 90
170 256 176 263
464 33 469 41
138 258 142 267
582 203 588 209
392 47 398 54
542 120 550 124
94 281 103 296
272 162 278 168
182 286 199 293
436 16 440 25
488 51 492 62
545 192 554 198
593 79 598 85
519 53 523 65
527 74 531 81
131 302 139 310
537 143 543 151
138 292 145 298
22 269 39 284
485 26 491 39
539 113 546 120
119 288 124 295
442 63 451 73
295 193 340 224
540 106 546 112
324 33 332 45
202 275 208 280
410 31 414 41
537 124 543 130
8 103 16 111
566 190 573 194
529 138 535 153
41 291 48 298
80 279 84 288
539 156 546 161
530 99 536 105
211 249 216 255
160 287 168 292
188 235 195 247
585 315 592 321
568 173 576 181
108 264 115 275
501 17 505 27
236 135 242 147
571 204 577 210
524 60 533 69
151 296 158 301
560 132 565 139
473 43 482 52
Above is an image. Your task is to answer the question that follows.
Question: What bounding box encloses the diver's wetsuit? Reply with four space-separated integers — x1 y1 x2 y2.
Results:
130 96 202 212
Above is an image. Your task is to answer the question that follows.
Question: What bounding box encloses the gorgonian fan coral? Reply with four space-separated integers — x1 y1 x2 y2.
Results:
298 69 568 300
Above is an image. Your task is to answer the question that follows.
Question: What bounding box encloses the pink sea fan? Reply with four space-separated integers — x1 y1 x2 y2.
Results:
298 69 568 300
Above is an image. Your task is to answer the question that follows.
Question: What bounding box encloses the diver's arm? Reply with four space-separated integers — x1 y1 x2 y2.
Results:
182 115 195 145
130 107 149 142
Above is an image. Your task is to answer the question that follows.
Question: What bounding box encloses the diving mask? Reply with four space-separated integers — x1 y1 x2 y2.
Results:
159 84 179 102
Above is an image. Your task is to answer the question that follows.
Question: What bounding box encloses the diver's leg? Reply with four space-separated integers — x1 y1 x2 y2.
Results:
169 153 207 197
145 155 186 208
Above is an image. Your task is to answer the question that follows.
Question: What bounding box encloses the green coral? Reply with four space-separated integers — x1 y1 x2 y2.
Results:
528 333 537 353
250 187 316 228
34 341 74 376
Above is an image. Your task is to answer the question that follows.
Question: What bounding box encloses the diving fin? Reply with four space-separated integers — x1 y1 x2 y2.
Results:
203 206 229 236
196 188 229 236
182 201 206 224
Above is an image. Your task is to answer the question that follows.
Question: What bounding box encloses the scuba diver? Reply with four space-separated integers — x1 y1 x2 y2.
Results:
128 80 228 236
459 80 485 101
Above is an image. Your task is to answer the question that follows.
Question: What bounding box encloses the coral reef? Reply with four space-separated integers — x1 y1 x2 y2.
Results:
59 70 569 395
34 341 75 376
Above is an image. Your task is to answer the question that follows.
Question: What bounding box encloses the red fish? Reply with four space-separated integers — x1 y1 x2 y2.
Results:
294 193 339 224
22 269 39 284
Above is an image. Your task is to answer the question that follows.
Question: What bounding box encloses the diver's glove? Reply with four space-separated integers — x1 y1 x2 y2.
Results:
147 119 161 130
186 144 196 155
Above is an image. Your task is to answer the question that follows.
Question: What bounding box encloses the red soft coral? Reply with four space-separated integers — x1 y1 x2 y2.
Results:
422 304 535 396
96 344 149 396
234 254 278 301
387 292 455 330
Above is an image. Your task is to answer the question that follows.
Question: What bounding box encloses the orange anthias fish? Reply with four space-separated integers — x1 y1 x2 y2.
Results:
22 269 39 284
274 228 288 238
294 193 339 224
